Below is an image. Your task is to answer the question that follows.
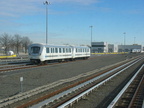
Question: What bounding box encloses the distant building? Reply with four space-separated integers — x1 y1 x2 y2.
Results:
91 42 108 53
91 42 142 53
118 44 142 52
108 44 114 52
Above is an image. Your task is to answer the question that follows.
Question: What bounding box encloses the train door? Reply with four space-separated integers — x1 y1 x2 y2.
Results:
71 46 75 58
51 47 54 60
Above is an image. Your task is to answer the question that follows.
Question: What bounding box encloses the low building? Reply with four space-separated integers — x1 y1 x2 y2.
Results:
118 44 142 52
91 42 108 53
91 42 143 53
108 44 114 52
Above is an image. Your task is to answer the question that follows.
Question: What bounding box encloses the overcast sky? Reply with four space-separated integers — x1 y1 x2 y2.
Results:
0 0 144 45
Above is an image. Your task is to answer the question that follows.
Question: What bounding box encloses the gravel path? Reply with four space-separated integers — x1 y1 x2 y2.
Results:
0 54 140 100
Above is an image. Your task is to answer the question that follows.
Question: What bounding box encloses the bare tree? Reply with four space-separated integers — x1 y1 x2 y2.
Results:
13 34 22 55
0 33 33 55
22 36 32 53
0 33 12 54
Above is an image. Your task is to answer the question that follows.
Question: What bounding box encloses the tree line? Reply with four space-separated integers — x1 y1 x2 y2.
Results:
0 33 32 55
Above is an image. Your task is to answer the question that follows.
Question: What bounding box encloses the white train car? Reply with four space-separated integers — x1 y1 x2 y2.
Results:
74 46 91 58
131 49 141 53
28 43 90 64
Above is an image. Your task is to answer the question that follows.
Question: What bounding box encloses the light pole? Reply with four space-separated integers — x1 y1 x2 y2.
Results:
134 37 136 44
90 26 93 53
89 26 93 46
44 1 50 44
123 32 126 52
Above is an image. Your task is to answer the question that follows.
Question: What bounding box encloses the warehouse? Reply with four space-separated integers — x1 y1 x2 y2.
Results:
91 42 108 53
91 42 143 53
118 44 142 53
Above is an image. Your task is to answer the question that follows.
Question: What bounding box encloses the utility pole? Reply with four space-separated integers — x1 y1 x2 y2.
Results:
90 26 93 53
134 37 136 44
44 1 50 44
123 32 126 52
90 26 93 46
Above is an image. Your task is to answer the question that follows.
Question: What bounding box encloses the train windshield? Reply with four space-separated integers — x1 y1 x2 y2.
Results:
31 46 40 54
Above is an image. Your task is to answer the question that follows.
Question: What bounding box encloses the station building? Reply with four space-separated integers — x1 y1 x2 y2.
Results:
108 44 115 52
118 44 142 52
91 42 143 53
91 42 108 53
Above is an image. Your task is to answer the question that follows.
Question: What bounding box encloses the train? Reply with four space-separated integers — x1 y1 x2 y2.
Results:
130 49 141 53
28 43 91 64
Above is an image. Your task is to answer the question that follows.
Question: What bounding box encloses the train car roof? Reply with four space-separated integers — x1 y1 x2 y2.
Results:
29 43 89 48
29 43 72 48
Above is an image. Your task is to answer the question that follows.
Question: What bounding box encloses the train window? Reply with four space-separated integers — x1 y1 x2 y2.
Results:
51 48 53 53
84 48 86 52
53 48 55 53
59 48 62 53
66 48 68 53
69 48 71 52
46 48 50 53
51 48 55 53
55 48 58 53
87 49 89 52
63 48 65 53
31 46 40 54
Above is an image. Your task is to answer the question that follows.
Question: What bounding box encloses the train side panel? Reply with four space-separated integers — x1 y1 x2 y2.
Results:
44 46 73 61
73 46 90 59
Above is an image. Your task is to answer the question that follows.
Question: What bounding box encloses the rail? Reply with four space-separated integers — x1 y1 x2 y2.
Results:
128 74 144 108
0 56 143 108
108 64 144 108
29 57 143 108
55 58 143 108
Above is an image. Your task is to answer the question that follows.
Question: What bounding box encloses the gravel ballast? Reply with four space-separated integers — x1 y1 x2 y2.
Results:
0 54 142 100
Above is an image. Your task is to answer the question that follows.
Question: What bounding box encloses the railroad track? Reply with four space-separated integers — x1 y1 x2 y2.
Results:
0 58 90 74
50 57 144 108
0 58 29 65
0 64 37 73
108 64 144 108
0 55 143 108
